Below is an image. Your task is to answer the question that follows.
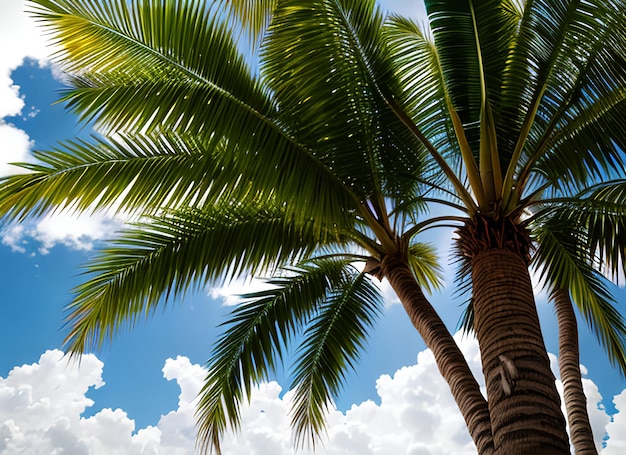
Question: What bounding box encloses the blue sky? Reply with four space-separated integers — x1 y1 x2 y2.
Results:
1 1 626 454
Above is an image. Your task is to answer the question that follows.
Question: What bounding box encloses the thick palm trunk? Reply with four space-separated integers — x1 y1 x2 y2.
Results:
381 253 495 454
554 289 597 454
471 249 569 454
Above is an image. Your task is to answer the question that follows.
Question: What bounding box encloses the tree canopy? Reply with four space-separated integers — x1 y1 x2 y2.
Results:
1 0 626 453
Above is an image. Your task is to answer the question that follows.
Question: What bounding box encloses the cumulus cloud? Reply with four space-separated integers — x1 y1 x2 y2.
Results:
0 350 198 455
603 390 626 454
0 0 50 172
1 211 125 255
2 336 625 454
0 122 32 177
209 277 276 306
0 1 126 253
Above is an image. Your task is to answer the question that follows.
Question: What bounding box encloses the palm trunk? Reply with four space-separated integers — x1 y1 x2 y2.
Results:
554 289 597 454
471 249 569 454
381 253 495 454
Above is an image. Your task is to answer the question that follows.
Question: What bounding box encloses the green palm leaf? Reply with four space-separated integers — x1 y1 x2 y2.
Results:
24 0 361 228
423 0 481 139
64 203 327 354
218 0 277 44
290 268 383 448
533 213 626 375
31 0 266 137
383 16 456 167
0 133 247 220
262 0 424 206
512 0 626 194
576 181 626 281
407 242 443 294
196 258 371 454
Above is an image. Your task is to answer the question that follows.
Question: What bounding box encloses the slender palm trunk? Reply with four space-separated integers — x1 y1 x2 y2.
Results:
554 289 597 454
471 249 569 454
381 253 495 454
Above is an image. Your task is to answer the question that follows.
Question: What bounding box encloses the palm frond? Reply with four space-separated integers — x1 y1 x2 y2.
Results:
25 0 362 228
31 0 266 135
383 15 461 181
63 203 326 354
531 90 626 192
290 269 383 448
217 0 277 45
261 0 424 206
533 215 626 376
533 180 626 281
195 257 362 454
512 0 626 192
0 133 245 220
423 0 487 151
407 242 443 294
577 181 626 282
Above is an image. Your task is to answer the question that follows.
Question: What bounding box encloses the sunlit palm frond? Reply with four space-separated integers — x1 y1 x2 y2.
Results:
262 0 424 205
217 0 277 45
196 257 362 454
31 0 267 135
383 15 456 166
290 269 383 448
27 0 364 228
0 133 247 220
407 242 443 294
63 203 325 354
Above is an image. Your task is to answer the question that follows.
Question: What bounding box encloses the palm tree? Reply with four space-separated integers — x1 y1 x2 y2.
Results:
554 289 597 454
1 1 625 454
386 1 626 452
3 0 493 453
532 181 626 454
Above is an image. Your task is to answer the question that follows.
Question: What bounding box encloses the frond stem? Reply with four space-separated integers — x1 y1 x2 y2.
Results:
403 215 466 240
385 97 478 213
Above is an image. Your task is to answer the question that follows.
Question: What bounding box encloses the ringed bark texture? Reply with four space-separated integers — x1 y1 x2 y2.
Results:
472 249 569 455
381 253 494 454
554 289 597 454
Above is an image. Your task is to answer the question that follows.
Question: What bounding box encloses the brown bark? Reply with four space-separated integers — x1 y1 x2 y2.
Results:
471 249 570 455
554 289 598 454
381 253 495 455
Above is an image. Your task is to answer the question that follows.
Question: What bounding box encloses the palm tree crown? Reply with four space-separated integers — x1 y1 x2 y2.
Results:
1 0 625 453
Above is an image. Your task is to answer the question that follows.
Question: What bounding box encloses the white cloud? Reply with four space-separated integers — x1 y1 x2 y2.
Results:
3 336 624 454
0 350 197 455
0 2 123 253
0 122 32 177
0 0 51 176
0 1 50 69
603 390 626 454
0 2 122 255
0 74 24 120
1 211 125 255
209 277 276 306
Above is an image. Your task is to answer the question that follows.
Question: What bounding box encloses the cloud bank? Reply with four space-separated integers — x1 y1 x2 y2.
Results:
2 336 625 454
0 1 126 253
0 0 48 178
